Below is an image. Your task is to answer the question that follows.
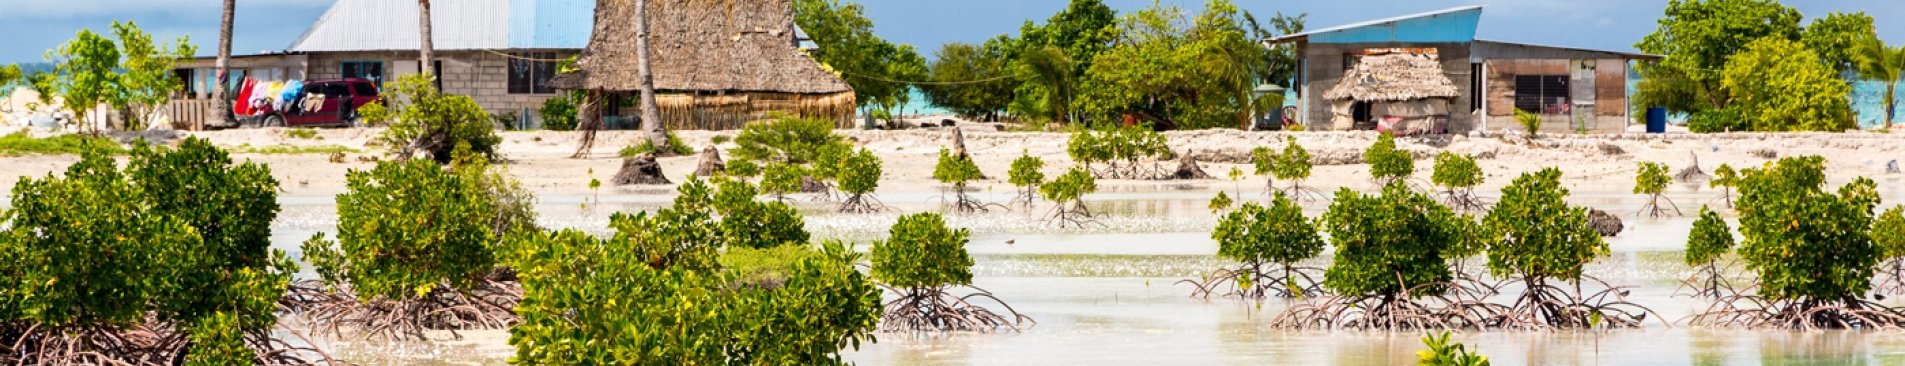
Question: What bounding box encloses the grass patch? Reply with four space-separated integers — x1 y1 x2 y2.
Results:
0 131 125 156
230 144 360 155
283 128 322 140
619 131 694 157
719 245 821 287
711 135 732 144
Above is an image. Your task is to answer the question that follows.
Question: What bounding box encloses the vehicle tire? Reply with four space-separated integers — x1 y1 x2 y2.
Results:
346 116 365 128
263 115 286 128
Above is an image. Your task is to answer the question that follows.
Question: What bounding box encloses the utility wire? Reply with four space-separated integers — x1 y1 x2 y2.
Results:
835 69 1014 86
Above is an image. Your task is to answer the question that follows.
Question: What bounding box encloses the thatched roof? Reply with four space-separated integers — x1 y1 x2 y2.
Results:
547 0 852 94
1324 53 1458 102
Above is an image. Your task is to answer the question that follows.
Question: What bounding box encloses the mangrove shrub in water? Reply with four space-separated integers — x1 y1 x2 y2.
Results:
870 213 1030 332
1203 193 1325 298
1484 168 1655 328
1364 132 1413 186
1040 166 1100 228
1007 151 1045 207
836 147 887 213
1431 151 1485 212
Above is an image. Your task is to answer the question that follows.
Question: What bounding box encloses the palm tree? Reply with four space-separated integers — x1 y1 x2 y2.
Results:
1019 46 1075 125
209 0 235 129
634 0 668 151
418 0 434 87
1856 37 1904 129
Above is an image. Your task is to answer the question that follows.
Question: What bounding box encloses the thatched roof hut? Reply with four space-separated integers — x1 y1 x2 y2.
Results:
1324 53 1458 102
1324 53 1458 134
549 0 856 129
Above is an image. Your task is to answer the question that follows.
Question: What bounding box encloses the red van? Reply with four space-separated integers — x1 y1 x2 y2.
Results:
248 78 380 128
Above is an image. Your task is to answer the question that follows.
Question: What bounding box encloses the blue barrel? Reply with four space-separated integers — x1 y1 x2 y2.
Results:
1646 107 1667 133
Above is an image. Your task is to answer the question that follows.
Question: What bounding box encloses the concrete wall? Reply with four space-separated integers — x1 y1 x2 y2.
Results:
305 49 578 118
1297 42 1476 133
1480 58 1629 134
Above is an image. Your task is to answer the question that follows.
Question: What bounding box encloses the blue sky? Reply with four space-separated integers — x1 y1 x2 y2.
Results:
1 0 1900 64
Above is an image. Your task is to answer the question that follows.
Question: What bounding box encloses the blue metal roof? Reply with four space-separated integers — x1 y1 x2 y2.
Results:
1268 6 1483 44
290 0 593 52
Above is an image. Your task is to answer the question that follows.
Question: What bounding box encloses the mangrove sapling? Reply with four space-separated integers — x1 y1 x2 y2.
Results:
1710 164 1739 208
1040 167 1101 229
360 74 502 164
0 147 324 365
730 116 849 165
1251 146 1279 194
836 148 891 213
1268 137 1325 202
1635 161 1682 217
1066 125 1172 179
1007 151 1045 209
1690 157 1903 329
1208 191 1235 214
1431 151 1488 212
934 148 1001 214
1483 168 1660 329
709 178 812 250
1677 207 1738 298
1181 193 1327 299
1365 132 1419 190
1871 206 1905 295
1417 331 1492 366
760 162 805 203
293 159 523 341
1270 184 1493 330
871 213 1033 332
805 142 853 202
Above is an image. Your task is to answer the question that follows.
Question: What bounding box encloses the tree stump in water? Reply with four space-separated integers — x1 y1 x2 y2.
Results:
1588 208 1623 237
693 146 725 177
1888 160 1900 174
612 154 671 185
1675 152 1709 182
1169 149 1212 180
800 176 831 193
950 127 989 179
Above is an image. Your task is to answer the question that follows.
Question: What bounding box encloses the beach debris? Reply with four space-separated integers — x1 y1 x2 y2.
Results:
692 146 724 177
328 152 347 163
611 154 670 185
1748 148 1777 159
1598 143 1626 156
1888 160 1899 174
1588 208 1623 236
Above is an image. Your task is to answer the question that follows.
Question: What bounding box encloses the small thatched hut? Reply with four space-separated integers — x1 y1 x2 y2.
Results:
1324 52 1459 134
548 0 856 130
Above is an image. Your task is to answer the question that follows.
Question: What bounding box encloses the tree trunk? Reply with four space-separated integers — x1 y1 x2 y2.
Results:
418 0 435 85
208 0 235 130
634 0 668 152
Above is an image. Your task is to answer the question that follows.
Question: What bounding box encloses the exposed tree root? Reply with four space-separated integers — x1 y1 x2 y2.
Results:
1490 276 1663 330
1675 260 1738 299
1275 180 1329 204
284 279 522 341
877 285 1035 333
937 185 1006 214
1008 184 1039 211
1876 259 1905 296
1435 187 1490 213
1178 265 1327 299
0 321 334 366
837 193 893 214
1637 193 1683 218
1094 161 1169 180
1688 281 1905 330
1268 282 1505 331
1043 200 1101 229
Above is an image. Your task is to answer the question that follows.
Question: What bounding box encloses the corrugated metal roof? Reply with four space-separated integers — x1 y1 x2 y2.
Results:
1265 6 1482 44
288 0 593 52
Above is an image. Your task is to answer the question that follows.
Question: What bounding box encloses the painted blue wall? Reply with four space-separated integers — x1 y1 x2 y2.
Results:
1310 8 1481 44
508 0 594 49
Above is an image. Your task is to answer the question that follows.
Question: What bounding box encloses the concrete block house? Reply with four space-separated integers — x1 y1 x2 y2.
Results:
1265 6 1662 134
171 0 595 127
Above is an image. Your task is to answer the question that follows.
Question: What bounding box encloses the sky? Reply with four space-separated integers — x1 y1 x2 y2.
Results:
1 0 1901 65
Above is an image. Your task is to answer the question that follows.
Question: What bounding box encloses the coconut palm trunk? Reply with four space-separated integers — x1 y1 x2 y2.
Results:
208 0 235 130
418 0 435 85
634 0 668 151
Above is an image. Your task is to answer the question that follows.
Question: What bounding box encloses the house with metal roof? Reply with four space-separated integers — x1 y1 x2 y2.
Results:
1265 6 1662 134
168 0 595 127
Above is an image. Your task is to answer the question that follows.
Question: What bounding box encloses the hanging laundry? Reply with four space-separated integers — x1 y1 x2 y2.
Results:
233 77 257 116
280 80 304 105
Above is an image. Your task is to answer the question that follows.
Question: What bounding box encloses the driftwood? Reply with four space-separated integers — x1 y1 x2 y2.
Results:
612 154 671 185
692 146 724 176
950 128 988 179
1588 209 1623 236
1169 149 1212 180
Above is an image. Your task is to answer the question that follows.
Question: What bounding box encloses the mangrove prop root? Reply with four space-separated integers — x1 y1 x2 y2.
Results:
1675 261 1738 299
1277 180 1329 204
284 279 522 342
1093 161 1169 181
937 187 1007 215
1043 200 1102 229
1875 259 1905 296
1269 282 1508 331
1177 265 1328 299
1490 275 1665 330
1008 185 1039 211
1688 278 1905 330
1636 193 1683 218
838 193 893 214
1436 188 1490 213
877 285 1035 334
0 322 334 366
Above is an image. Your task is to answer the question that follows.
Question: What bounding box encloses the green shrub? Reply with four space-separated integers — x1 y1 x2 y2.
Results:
1007 152 1045 205
709 179 810 250
608 178 725 271
620 130 693 157
1483 168 1607 281
933 148 984 186
127 137 289 326
1321 183 1464 297
1065 125 1170 178
1635 161 1671 196
836 148 885 212
503 228 879 365
1878 206 1905 260
711 134 732 144
363 73 501 164
1208 191 1234 213
760 162 806 200
1431 152 1482 190
1040 166 1098 206
870 213 975 289
0 130 125 155
728 158 762 177
304 158 499 300
184 312 251 366
537 92 579 131
1417 331 1491 366
1215 194 1324 272
731 117 847 165
1271 137 1313 183
720 245 823 286
1687 106 1748 133
1711 163 1740 207
1364 132 1414 184
1735 156 1881 301
1686 207 1736 266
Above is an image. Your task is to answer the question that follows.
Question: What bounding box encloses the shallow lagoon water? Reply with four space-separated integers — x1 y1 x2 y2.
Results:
255 185 1905 365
